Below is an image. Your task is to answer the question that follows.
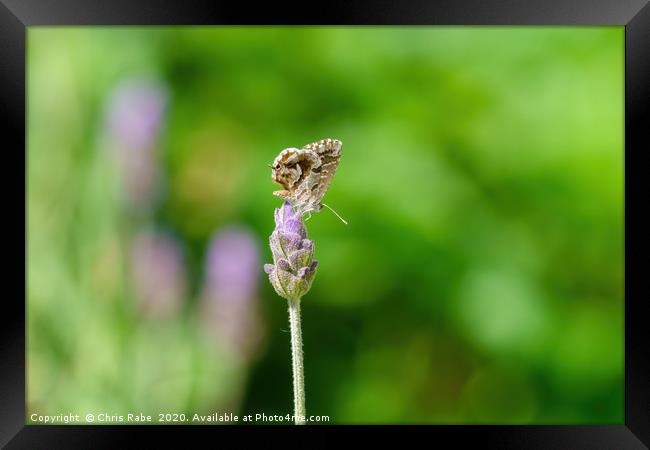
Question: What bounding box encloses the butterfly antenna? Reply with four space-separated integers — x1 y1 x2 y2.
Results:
322 203 348 225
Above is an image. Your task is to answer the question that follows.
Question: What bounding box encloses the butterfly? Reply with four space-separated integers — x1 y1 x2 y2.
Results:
271 138 347 224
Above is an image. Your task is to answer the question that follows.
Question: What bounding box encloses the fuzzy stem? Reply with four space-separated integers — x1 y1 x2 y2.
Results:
288 298 306 425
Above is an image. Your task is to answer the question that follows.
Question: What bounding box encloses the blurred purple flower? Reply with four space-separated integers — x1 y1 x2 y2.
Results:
200 226 264 360
104 77 168 208
130 229 187 320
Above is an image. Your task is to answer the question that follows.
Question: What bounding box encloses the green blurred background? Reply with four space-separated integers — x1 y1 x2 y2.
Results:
27 27 624 424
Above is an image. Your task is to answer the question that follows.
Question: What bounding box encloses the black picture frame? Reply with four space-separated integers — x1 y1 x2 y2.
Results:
2 1 648 447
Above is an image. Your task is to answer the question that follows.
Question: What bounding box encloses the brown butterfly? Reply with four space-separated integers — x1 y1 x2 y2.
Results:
271 138 347 223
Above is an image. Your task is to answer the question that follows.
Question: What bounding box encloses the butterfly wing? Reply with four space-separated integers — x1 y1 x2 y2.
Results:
299 138 342 213
270 139 342 216
272 189 292 201
271 147 321 212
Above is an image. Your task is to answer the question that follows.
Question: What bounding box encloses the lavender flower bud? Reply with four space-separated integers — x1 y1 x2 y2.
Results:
264 202 318 301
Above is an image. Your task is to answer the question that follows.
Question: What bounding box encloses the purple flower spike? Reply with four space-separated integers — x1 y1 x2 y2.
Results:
200 226 263 360
104 77 168 209
130 230 187 320
107 78 167 151
265 202 318 301
204 227 261 301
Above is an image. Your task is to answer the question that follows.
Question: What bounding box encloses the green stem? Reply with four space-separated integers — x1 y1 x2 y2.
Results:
288 298 306 425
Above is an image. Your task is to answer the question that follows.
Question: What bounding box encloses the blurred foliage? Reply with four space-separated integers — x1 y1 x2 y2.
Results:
27 27 623 424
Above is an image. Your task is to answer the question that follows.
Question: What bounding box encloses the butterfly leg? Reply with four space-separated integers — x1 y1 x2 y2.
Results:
304 211 312 222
